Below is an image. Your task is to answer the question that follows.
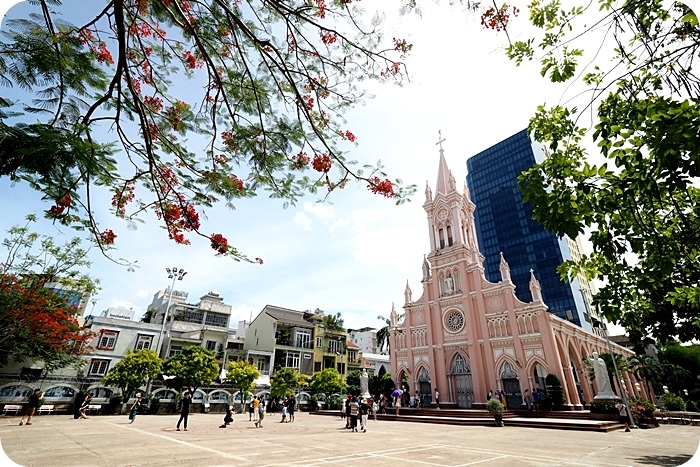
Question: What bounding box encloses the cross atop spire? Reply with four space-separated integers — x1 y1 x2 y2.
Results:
436 130 446 154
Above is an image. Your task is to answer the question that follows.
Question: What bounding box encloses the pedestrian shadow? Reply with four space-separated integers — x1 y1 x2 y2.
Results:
629 454 693 466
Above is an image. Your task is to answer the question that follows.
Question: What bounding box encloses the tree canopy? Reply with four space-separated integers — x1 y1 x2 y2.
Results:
270 366 301 397
309 367 346 397
101 348 162 396
321 312 344 331
161 345 219 393
225 360 259 409
0 0 420 262
488 0 700 346
0 216 98 370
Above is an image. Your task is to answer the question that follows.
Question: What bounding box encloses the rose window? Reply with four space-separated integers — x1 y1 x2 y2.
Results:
445 310 465 332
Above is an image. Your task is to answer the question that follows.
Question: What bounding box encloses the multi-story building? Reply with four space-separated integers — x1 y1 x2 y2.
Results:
348 327 379 355
244 306 353 378
146 290 233 358
466 129 601 333
244 305 314 377
82 315 163 379
312 313 350 377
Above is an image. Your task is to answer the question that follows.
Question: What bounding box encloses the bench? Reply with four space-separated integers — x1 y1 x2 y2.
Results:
86 405 102 415
2 405 23 416
37 404 54 415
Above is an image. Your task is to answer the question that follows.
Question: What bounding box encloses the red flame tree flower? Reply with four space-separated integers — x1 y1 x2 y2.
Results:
0 0 418 264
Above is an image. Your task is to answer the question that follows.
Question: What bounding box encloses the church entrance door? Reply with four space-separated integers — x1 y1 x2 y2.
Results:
502 378 521 410
454 374 474 408
418 367 432 408
451 354 473 408
500 362 521 410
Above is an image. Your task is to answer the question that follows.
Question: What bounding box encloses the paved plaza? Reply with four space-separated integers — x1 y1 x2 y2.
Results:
1 412 698 466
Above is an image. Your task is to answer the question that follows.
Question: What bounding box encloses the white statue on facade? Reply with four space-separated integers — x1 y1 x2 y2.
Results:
360 368 370 398
445 275 454 294
590 352 617 399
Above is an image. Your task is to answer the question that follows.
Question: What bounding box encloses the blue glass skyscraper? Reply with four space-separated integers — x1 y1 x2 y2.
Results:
466 129 592 331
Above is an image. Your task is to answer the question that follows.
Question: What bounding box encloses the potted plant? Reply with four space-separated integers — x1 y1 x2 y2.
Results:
486 398 505 426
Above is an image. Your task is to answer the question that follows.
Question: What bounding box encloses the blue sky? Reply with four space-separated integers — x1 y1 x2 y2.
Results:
0 0 621 331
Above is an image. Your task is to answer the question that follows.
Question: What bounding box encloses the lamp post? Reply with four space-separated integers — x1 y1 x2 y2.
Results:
154 267 187 358
145 268 187 404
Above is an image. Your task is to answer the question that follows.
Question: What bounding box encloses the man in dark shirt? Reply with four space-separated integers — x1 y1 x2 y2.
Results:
176 391 192 431
19 389 42 426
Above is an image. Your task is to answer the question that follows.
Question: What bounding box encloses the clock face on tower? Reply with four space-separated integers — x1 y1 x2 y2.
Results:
444 309 465 333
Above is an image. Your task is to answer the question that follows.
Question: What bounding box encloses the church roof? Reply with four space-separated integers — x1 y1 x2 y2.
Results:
435 147 451 196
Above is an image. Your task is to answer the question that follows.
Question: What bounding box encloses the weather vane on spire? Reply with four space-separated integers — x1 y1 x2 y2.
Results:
436 130 446 153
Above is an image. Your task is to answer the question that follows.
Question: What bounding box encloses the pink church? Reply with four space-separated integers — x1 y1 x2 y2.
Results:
389 147 650 410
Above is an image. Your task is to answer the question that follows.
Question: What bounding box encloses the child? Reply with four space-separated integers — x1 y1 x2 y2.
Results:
280 397 288 423
220 405 234 428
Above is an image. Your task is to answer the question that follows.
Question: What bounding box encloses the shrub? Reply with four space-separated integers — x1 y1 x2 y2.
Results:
628 396 656 422
486 398 504 416
660 392 686 411
545 374 565 406
590 400 618 414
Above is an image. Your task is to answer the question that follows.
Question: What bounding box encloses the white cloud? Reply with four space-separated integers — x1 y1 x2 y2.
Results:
303 201 347 233
293 212 312 230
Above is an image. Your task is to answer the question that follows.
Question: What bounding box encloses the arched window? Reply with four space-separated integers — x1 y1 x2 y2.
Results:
439 228 445 249
447 225 453 246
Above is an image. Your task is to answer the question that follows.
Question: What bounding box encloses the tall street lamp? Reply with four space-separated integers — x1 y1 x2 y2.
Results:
154 267 187 358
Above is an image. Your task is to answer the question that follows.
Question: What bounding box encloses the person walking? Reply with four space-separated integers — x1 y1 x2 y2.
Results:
434 389 440 410
349 397 359 432
255 397 266 428
616 401 631 432
344 395 352 428
287 395 296 423
252 395 260 422
248 395 255 421
176 391 191 431
79 394 93 419
19 389 43 426
523 389 533 410
128 393 142 424
372 399 378 421
394 394 401 416
359 398 369 433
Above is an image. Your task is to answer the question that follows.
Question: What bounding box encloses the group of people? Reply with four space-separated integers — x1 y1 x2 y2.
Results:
522 388 548 410
341 394 376 432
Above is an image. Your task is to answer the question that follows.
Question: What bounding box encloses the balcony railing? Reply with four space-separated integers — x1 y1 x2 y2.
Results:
275 338 312 349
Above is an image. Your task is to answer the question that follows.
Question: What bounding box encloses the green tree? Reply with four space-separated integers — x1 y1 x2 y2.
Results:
376 315 391 354
226 360 259 412
368 372 395 399
0 216 99 369
270 367 301 398
0 0 417 261
102 349 162 398
495 0 700 346
658 343 699 394
161 345 219 394
346 369 362 397
310 367 346 399
321 312 345 332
